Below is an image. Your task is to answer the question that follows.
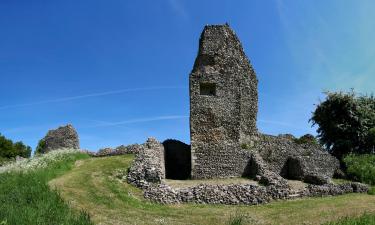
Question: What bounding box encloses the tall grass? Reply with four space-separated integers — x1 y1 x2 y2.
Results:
344 154 375 185
227 213 246 225
0 150 93 225
326 213 375 225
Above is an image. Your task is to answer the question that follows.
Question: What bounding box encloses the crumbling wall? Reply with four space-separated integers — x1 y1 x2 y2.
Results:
250 134 340 184
95 144 141 157
37 124 80 153
127 138 165 188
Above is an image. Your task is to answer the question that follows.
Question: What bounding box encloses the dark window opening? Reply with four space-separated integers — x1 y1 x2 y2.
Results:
200 83 216 96
242 156 259 179
163 139 191 180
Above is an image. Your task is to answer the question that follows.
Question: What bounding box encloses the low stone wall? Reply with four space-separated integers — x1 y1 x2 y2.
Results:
95 144 141 157
144 183 290 205
142 182 369 205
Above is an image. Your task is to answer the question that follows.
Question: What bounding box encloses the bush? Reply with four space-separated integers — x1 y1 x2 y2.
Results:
343 154 375 185
368 187 375 195
311 91 375 159
0 150 93 225
0 157 11 166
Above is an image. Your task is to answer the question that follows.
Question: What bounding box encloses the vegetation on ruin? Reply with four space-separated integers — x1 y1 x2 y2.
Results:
0 150 92 225
311 91 375 160
293 134 320 146
49 154 375 225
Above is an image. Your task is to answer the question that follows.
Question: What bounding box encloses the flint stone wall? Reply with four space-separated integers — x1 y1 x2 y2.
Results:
190 24 258 179
39 124 80 153
142 182 368 205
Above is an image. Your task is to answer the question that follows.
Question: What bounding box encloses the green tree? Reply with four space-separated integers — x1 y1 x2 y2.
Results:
311 91 375 160
0 134 15 159
0 133 31 160
35 139 46 155
13 141 32 158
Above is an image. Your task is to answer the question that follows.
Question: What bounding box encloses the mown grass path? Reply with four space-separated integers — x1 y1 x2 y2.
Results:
50 155 375 225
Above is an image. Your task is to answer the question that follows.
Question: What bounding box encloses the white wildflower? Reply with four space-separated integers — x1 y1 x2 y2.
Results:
0 149 81 173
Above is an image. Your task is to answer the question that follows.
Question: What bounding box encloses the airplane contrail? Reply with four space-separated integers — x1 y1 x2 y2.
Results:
87 115 189 128
0 86 186 110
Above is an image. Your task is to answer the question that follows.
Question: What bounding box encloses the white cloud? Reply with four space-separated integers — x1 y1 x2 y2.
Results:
87 115 189 128
0 86 186 110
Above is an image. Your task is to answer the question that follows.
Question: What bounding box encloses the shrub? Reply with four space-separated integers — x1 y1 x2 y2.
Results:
0 157 11 166
343 154 375 185
368 187 375 195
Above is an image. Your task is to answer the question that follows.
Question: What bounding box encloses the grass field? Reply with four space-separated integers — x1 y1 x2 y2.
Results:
49 155 375 225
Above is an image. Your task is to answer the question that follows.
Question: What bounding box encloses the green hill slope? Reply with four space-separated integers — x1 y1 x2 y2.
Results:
49 155 375 225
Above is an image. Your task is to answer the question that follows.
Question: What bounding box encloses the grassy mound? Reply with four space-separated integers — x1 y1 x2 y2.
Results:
50 155 375 225
0 149 93 225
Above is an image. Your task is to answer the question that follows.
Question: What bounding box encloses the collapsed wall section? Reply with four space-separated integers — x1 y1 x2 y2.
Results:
127 138 165 188
251 134 340 184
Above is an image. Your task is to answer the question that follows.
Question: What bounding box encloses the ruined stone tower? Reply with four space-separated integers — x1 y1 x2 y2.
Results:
190 24 258 179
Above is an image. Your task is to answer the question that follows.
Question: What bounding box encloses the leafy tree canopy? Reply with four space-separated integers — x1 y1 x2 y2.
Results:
311 91 375 159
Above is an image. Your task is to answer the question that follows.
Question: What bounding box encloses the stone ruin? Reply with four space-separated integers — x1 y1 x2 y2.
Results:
189 24 339 184
124 24 369 204
36 24 369 205
37 124 80 153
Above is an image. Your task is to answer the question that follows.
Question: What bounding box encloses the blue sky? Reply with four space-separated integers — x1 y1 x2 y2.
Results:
1 0 374 151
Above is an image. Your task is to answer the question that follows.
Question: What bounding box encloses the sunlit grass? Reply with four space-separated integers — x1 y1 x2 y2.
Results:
0 150 93 225
50 155 375 225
